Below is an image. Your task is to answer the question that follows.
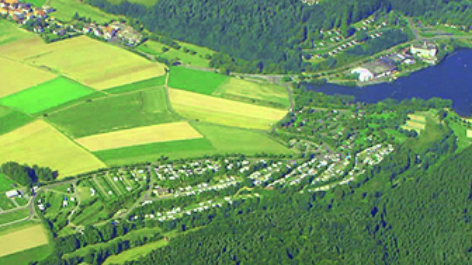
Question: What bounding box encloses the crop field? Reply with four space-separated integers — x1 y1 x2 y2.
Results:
212 78 290 109
104 75 167 94
169 89 288 130
0 106 33 136
47 90 180 138
0 208 29 225
49 0 120 23
0 21 33 46
0 121 106 178
0 77 95 114
2 36 166 90
467 130 472 138
141 88 169 113
0 225 48 258
408 114 427 123
0 57 57 99
404 120 426 131
168 67 228 95
137 40 213 68
0 37 45 60
76 121 203 151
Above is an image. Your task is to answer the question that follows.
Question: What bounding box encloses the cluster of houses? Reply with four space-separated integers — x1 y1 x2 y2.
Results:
0 0 53 25
83 22 142 46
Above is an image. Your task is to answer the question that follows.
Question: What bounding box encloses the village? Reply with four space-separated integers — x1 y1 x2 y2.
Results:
0 0 142 45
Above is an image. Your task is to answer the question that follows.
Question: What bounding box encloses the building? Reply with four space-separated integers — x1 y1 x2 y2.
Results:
5 190 19 198
410 41 437 59
352 58 397 82
351 68 374 82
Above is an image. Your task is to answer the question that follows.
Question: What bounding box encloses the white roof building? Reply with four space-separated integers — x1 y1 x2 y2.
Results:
5 190 19 198
351 68 374 82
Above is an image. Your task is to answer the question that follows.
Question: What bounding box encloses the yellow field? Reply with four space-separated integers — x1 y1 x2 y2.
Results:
467 130 472 138
169 89 288 130
75 122 203 151
0 57 57 99
0 225 49 257
0 36 165 90
403 120 426 132
0 120 106 177
408 114 427 123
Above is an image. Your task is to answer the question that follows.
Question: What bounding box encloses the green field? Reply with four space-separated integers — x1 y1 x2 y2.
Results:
48 0 120 23
0 77 95 114
0 174 17 193
104 75 167 94
168 67 228 95
0 208 29 224
406 115 447 153
0 21 33 46
47 89 180 138
28 0 47 7
0 197 16 210
103 239 169 264
0 106 33 136
137 40 214 68
141 89 169 113
0 243 53 265
94 138 215 165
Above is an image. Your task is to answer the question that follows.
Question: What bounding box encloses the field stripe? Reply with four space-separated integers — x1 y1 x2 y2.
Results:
0 225 48 258
75 122 203 151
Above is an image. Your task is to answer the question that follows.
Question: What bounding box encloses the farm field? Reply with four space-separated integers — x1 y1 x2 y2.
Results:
0 77 95 114
0 224 49 258
0 21 33 46
94 138 215 165
76 122 203 151
137 40 213 68
103 239 168 264
47 89 180 138
0 173 17 193
48 0 120 23
212 78 290 109
0 208 30 225
168 67 228 95
0 106 33 136
0 57 57 99
0 121 106 178
169 88 288 130
106 0 159 6
1 36 166 90
104 75 167 94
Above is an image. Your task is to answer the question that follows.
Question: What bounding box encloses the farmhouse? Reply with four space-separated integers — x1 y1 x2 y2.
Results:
352 59 397 82
5 190 19 198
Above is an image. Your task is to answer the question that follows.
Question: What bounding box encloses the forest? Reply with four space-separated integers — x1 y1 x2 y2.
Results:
85 0 472 73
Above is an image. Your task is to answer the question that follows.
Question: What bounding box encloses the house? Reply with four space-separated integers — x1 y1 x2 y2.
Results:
410 41 437 59
5 190 19 198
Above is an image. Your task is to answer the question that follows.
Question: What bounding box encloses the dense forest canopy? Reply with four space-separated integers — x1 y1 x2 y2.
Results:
87 0 472 73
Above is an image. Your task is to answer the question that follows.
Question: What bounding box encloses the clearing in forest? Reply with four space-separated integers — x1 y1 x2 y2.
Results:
168 88 288 130
1 36 165 90
0 57 57 99
47 89 179 138
168 67 228 95
0 225 49 258
212 77 290 109
75 122 203 151
0 121 105 178
0 77 95 114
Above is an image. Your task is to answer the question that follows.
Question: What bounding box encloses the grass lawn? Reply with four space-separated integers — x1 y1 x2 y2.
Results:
0 173 18 193
0 208 29 225
28 0 46 7
0 21 33 46
0 77 95 114
0 197 16 210
103 239 168 264
406 116 447 153
49 0 120 23
47 90 180 138
168 67 228 95
104 75 167 94
212 78 290 109
0 106 34 136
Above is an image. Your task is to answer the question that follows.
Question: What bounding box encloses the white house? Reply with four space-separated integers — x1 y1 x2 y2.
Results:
351 68 374 82
5 190 19 198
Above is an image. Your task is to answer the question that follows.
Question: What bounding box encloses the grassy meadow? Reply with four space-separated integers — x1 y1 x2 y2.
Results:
212 78 290 109
76 122 203 151
0 208 30 225
48 0 120 23
0 21 33 46
103 239 169 264
104 75 167 94
0 225 49 258
169 88 288 130
0 57 57 99
0 77 95 114
0 173 17 192
168 67 228 95
0 106 33 136
47 89 180 138
106 0 159 6
0 121 106 178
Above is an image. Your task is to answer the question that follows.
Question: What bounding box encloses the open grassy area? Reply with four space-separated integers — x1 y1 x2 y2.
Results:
0 208 30 225
0 57 57 99
0 106 33 136
0 77 95 114
47 89 180 138
0 21 33 46
169 89 288 130
0 224 49 258
1 36 166 90
137 40 213 68
0 120 106 178
103 75 167 94
212 78 290 109
49 0 120 23
168 67 228 95
103 239 169 264
0 174 18 193
406 114 447 153
106 0 159 6
76 122 203 151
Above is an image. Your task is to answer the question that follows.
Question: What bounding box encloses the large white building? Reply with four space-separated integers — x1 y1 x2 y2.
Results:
410 41 437 59
351 68 374 82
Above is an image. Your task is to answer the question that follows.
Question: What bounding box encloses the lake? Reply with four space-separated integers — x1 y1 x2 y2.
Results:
307 49 472 117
